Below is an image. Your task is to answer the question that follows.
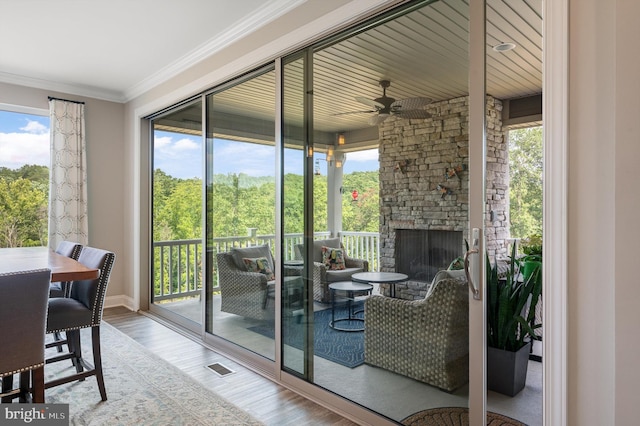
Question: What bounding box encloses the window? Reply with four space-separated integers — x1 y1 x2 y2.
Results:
0 109 50 248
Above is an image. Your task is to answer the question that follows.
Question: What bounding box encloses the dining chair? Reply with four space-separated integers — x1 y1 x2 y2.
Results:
45 246 115 401
50 241 83 298
50 241 83 353
0 269 52 403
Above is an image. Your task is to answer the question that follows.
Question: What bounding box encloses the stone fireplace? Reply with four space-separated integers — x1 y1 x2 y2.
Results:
378 95 508 300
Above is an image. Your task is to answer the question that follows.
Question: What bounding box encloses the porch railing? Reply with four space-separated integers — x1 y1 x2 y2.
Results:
152 230 380 302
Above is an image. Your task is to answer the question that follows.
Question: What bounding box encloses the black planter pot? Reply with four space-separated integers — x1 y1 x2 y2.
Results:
487 341 531 396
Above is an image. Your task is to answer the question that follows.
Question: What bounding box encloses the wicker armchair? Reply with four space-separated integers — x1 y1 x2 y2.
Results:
364 269 469 392
216 251 274 321
295 237 369 303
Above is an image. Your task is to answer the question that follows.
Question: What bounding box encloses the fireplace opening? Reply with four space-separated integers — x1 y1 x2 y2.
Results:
395 229 463 282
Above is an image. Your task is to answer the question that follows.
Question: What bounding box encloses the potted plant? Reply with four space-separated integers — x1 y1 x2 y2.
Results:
519 234 542 281
486 243 542 396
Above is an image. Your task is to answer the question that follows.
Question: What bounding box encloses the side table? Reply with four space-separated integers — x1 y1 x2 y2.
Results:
328 281 373 332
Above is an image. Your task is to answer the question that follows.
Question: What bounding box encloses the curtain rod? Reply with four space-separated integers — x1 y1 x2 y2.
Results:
48 96 85 105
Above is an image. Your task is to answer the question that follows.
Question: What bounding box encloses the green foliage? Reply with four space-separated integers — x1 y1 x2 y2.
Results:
520 233 542 260
509 127 542 239
0 175 49 247
487 244 542 351
342 171 379 232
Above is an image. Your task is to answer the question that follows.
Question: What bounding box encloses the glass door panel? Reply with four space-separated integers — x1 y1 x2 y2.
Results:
151 99 203 330
204 68 277 360
485 0 543 424
281 54 312 376
283 0 478 422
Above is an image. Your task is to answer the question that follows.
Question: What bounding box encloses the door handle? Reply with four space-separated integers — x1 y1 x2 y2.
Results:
464 228 481 300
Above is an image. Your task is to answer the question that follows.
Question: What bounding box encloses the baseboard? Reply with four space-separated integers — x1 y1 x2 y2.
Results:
104 294 137 311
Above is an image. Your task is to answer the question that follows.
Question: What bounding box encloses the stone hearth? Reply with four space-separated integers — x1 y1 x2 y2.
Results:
378 95 508 300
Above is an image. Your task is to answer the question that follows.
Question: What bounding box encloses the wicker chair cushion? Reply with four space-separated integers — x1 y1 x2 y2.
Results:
231 245 274 272
325 267 364 282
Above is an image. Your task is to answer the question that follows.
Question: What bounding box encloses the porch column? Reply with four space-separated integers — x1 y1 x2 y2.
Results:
326 152 345 237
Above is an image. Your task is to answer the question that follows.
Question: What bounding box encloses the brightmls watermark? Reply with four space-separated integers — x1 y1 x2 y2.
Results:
0 405 68 425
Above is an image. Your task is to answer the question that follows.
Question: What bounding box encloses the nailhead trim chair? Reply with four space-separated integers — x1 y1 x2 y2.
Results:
45 246 115 401
49 241 83 298
0 269 52 403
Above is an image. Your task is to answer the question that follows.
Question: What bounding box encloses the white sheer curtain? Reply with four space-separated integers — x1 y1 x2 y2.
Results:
48 98 88 248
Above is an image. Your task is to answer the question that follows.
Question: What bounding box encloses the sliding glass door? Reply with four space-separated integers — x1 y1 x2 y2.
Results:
150 99 203 331
148 0 546 423
204 66 278 360
280 0 483 422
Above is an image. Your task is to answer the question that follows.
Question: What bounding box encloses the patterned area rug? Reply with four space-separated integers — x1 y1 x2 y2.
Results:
402 407 527 426
44 322 262 425
248 305 365 368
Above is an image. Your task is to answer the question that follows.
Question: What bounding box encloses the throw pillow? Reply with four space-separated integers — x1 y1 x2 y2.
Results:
321 246 345 270
243 257 275 281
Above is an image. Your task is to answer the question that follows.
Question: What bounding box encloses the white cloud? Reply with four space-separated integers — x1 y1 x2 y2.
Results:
20 120 48 134
173 138 199 151
346 149 379 162
0 131 50 169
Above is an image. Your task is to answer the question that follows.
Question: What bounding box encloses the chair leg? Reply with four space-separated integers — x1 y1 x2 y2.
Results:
1 375 14 403
31 367 45 403
68 330 84 374
19 372 30 402
54 331 64 352
92 327 107 401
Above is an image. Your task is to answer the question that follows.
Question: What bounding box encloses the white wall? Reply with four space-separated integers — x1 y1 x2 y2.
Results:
569 0 640 425
0 82 126 299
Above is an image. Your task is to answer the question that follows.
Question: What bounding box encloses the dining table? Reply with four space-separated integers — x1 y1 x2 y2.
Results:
0 246 99 282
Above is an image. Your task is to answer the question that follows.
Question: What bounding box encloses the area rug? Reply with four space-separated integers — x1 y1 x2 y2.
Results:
44 322 263 425
401 407 527 426
248 305 364 368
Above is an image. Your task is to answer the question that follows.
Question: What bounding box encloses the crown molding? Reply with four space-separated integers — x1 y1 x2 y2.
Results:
0 71 126 103
123 0 307 102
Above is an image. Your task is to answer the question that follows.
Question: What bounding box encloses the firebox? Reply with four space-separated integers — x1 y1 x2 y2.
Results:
395 229 463 282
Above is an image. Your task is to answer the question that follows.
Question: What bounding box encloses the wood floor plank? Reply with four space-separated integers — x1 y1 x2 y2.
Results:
103 308 358 426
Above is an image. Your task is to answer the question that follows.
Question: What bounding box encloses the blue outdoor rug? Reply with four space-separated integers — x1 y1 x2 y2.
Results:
248 304 365 368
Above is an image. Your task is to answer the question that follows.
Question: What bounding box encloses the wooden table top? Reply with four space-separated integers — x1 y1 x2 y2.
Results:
0 246 99 282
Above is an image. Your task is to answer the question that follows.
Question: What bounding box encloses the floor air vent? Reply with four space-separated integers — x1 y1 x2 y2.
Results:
207 362 235 377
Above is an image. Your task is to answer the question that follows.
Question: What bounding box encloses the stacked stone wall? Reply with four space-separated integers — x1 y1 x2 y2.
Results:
378 95 508 300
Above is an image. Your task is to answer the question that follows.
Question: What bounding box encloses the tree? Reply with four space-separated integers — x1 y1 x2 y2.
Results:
0 177 48 247
509 127 543 239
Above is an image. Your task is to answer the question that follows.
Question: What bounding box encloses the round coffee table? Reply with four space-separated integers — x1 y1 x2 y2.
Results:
328 281 373 332
351 272 409 298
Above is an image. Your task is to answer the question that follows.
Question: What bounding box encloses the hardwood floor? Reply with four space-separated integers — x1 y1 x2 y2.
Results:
103 307 358 426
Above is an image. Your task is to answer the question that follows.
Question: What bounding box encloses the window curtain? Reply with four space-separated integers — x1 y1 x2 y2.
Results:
48 99 88 248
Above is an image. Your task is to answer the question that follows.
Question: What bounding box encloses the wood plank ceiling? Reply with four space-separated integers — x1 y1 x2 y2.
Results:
159 0 542 142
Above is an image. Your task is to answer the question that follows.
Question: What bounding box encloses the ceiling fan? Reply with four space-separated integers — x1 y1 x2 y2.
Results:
336 80 432 125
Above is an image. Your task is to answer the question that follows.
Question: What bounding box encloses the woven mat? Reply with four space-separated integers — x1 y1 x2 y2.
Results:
401 407 527 426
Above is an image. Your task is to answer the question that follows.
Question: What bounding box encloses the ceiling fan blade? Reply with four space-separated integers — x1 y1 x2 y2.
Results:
395 109 432 119
356 96 385 109
391 96 433 110
368 113 390 126
331 110 376 116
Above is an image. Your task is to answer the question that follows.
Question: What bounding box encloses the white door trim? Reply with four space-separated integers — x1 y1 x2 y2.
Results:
543 0 568 425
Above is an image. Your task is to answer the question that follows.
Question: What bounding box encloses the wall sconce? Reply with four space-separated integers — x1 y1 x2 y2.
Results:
307 146 313 157
335 159 343 168
337 132 345 145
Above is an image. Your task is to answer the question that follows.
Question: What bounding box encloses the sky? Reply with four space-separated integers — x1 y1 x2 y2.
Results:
0 112 378 177
0 110 50 169
153 131 379 179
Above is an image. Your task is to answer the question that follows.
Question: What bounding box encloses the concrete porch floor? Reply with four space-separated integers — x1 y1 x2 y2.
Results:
153 295 543 425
